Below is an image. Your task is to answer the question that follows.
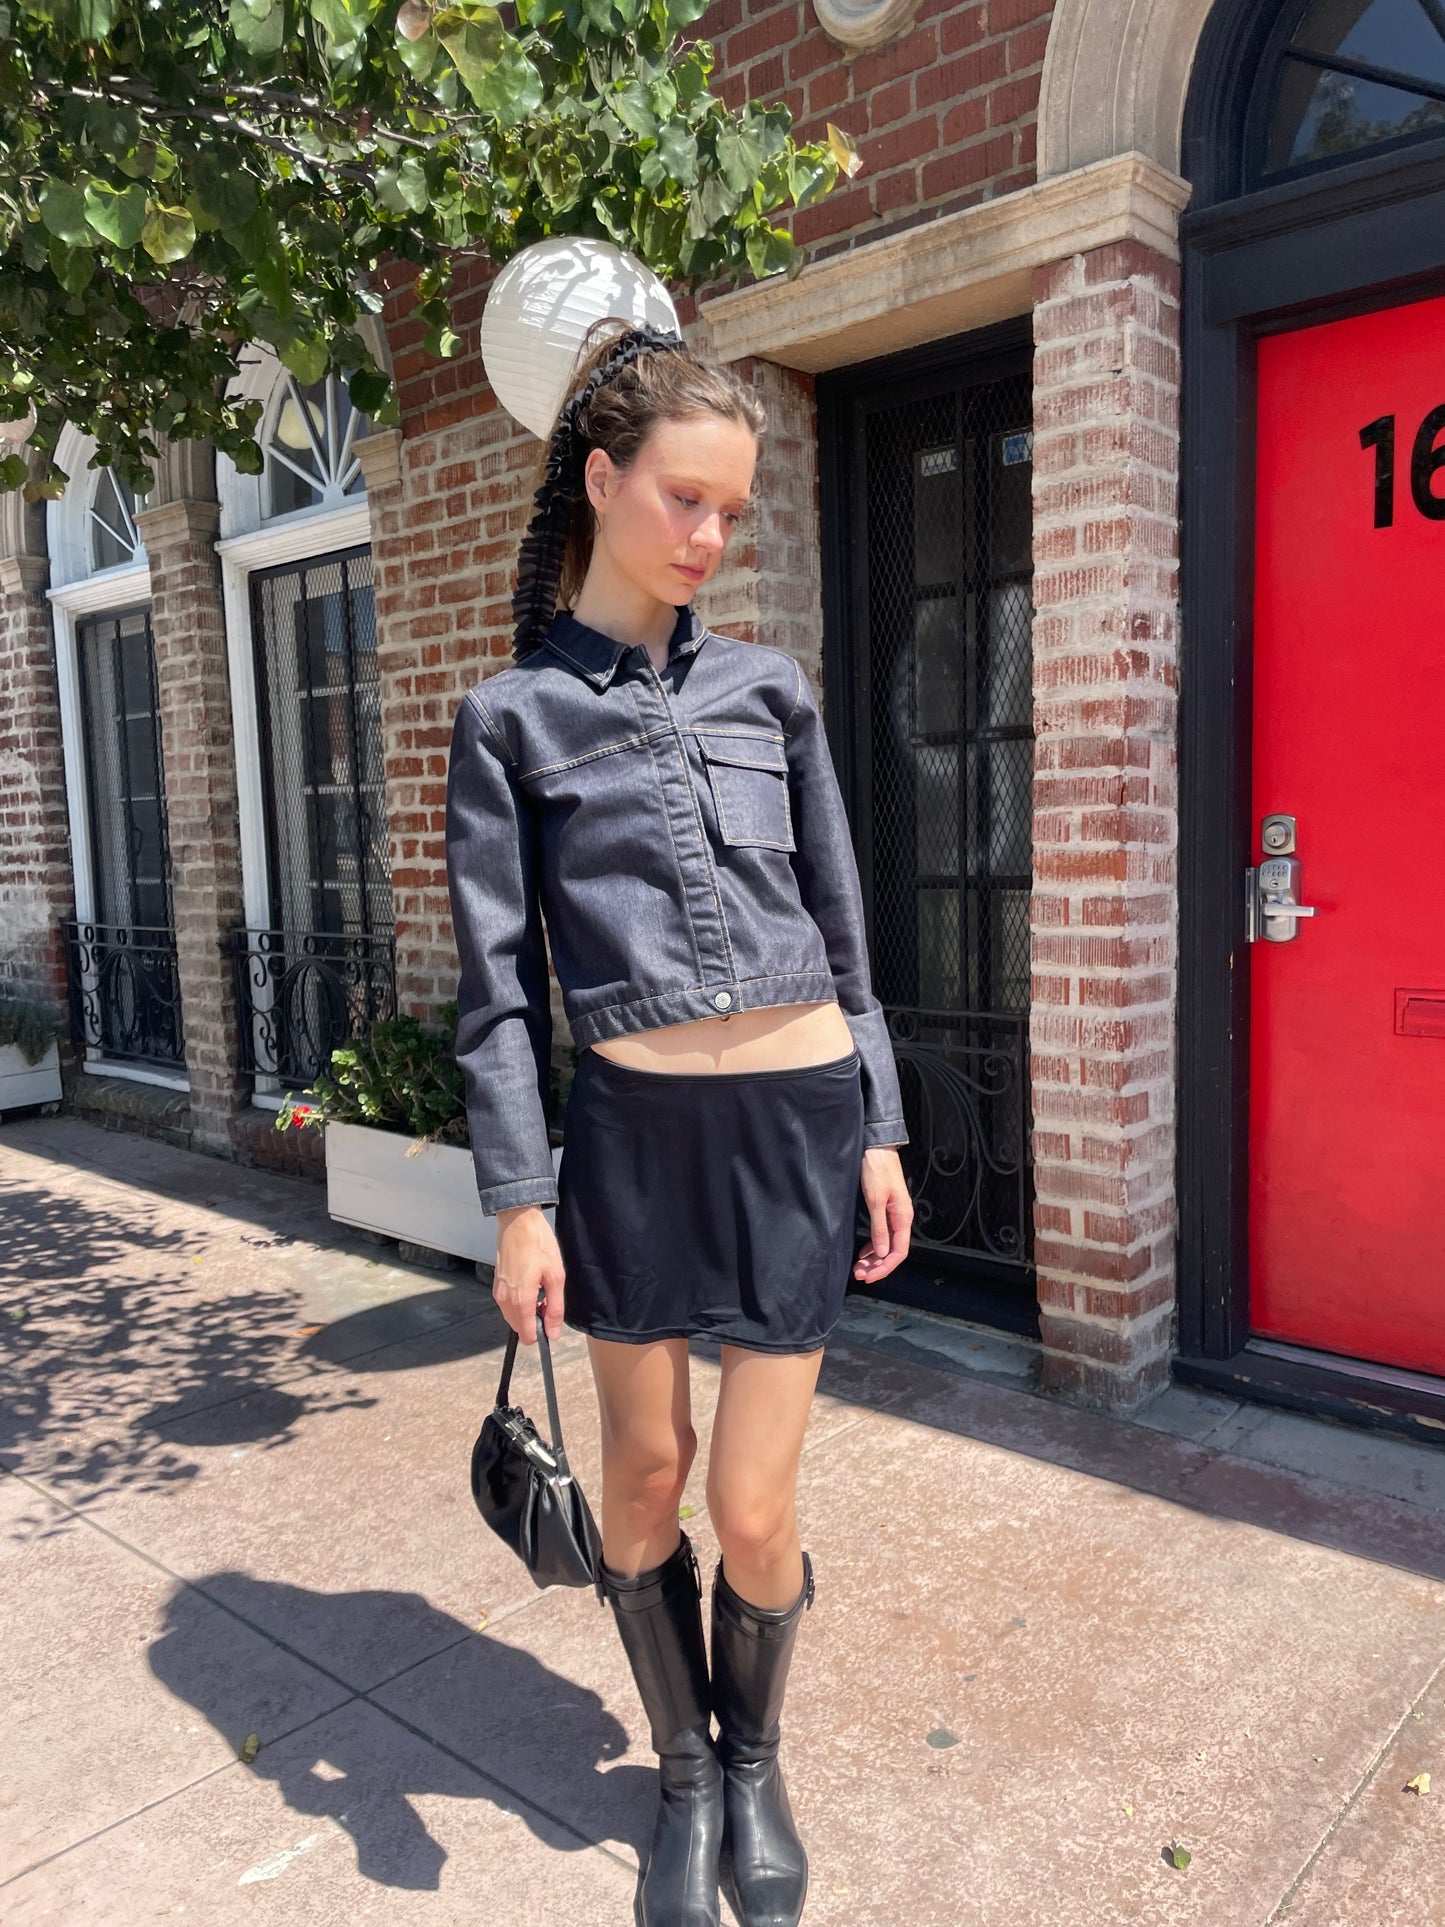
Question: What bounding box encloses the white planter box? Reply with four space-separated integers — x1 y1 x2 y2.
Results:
0 1040 62 1112
324 1119 563 1267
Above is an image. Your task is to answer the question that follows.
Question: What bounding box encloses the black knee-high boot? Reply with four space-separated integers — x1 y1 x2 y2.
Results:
601 1529 724 1927
709 1550 815 1927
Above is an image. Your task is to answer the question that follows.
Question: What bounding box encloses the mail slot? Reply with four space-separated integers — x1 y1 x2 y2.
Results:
1394 990 1445 1039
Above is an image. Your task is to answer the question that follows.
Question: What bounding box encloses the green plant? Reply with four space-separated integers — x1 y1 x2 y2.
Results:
276 1001 468 1146
1 0 859 499
0 995 62 1066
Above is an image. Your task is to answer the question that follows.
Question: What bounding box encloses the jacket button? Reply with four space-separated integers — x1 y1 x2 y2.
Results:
712 989 733 1009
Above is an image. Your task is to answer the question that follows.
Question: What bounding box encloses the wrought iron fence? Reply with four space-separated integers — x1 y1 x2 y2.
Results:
886 1004 1033 1269
62 920 184 1071
227 926 396 1087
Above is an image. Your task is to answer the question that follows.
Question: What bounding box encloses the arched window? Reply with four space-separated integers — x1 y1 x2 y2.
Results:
1252 0 1445 185
89 465 146 571
263 367 367 519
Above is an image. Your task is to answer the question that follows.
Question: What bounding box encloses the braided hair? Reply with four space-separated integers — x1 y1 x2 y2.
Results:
510 322 689 662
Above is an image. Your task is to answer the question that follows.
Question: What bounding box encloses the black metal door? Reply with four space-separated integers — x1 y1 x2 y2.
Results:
819 327 1037 1327
66 605 183 1069
237 544 396 1085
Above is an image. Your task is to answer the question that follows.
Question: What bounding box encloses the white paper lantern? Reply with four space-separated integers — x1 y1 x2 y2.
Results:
480 237 682 441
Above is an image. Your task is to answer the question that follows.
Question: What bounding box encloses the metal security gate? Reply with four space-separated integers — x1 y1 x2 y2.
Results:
63 605 184 1070
819 327 1037 1328
230 544 396 1088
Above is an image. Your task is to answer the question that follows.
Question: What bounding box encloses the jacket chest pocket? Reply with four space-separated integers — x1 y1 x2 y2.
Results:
696 733 795 851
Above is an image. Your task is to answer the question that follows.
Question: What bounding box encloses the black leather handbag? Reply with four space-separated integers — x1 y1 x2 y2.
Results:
470 1307 605 1603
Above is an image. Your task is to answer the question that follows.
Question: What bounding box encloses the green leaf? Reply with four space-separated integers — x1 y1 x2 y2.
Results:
377 156 430 215
230 0 285 56
83 179 148 249
348 366 391 414
38 179 91 248
433 2 508 104
464 41 542 124
716 122 763 195
68 0 117 39
192 157 261 231
281 336 330 386
611 76 656 140
310 0 375 60
141 201 197 264
655 120 698 185
48 237 94 292
744 222 793 280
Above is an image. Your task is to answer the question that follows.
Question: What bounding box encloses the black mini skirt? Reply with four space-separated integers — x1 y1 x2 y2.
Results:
554 1044 866 1355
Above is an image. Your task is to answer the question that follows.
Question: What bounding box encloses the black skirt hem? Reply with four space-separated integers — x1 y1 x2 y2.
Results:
563 1314 836 1356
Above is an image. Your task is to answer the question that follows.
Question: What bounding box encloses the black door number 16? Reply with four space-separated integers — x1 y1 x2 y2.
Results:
1359 409 1445 526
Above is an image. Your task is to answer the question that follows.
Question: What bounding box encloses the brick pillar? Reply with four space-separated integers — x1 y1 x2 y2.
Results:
131 496 246 1155
1028 239 1181 1413
367 415 496 1018
0 551 72 1007
681 332 826 679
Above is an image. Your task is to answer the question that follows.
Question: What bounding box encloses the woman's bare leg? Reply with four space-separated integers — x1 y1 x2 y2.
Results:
586 1333 697 1577
705 1343 823 1608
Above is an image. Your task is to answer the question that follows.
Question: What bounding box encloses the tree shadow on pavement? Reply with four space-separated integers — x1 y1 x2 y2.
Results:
0 1174 509 1515
148 1570 645 1893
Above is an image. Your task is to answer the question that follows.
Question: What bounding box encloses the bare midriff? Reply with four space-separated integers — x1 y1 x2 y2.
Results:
587 1000 855 1074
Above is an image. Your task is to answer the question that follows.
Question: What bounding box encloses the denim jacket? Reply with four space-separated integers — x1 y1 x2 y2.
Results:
445 600 909 1215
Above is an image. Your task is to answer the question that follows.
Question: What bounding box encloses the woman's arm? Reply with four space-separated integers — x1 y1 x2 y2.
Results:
445 687 559 1216
782 656 910 1151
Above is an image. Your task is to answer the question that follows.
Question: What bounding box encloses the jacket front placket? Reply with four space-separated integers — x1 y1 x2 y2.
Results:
624 655 740 1006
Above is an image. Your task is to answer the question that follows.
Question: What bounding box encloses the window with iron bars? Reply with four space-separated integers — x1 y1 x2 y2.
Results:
232 544 396 1088
824 346 1036 1283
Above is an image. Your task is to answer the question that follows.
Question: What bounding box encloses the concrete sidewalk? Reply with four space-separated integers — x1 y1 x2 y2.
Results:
1 1113 1442 1927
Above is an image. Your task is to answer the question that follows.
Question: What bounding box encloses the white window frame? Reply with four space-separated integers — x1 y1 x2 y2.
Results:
218 498 375 1105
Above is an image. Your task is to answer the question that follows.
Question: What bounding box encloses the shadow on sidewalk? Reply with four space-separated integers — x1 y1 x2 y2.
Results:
148 1571 637 1889
0 1165 507 1512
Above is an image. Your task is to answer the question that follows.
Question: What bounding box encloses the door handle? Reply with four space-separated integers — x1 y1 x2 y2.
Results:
1247 853 1321 943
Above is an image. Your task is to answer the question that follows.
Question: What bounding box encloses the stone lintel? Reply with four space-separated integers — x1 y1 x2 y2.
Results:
700 151 1192 375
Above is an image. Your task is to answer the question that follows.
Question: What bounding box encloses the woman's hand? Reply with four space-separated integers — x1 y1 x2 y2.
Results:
853 1146 913 1284
491 1204 567 1344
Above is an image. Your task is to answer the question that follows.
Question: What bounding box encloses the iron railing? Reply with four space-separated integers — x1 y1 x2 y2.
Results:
227 925 396 1088
886 1004 1034 1269
62 919 184 1071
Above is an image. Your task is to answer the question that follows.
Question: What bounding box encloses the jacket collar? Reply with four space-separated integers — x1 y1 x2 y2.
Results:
542 601 707 690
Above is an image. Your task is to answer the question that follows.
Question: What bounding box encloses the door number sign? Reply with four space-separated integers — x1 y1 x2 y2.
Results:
1358 407 1445 526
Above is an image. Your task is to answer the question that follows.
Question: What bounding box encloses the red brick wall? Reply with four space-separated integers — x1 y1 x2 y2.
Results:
705 0 1051 265
1028 240 1181 1408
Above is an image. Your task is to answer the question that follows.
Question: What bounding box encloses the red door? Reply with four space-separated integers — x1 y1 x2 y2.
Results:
1251 293 1445 1377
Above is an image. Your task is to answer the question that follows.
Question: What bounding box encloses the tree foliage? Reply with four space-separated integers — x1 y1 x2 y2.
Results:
0 0 860 498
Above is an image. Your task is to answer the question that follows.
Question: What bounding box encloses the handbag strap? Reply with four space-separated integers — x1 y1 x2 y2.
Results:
493 1294 575 1482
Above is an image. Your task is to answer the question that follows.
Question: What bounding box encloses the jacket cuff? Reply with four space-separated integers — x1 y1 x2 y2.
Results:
476 1173 560 1217
863 1118 909 1150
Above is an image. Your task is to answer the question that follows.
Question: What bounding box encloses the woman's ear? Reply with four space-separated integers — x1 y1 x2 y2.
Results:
582 445 613 520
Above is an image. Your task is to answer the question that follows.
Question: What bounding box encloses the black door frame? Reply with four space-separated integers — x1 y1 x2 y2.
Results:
1176 8 1445 1440
816 315 1041 1339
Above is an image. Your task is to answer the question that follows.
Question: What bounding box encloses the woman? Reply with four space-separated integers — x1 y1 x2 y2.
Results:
445 318 913 1927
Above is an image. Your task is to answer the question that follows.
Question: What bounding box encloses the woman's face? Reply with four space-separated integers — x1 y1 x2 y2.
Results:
584 412 757 606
